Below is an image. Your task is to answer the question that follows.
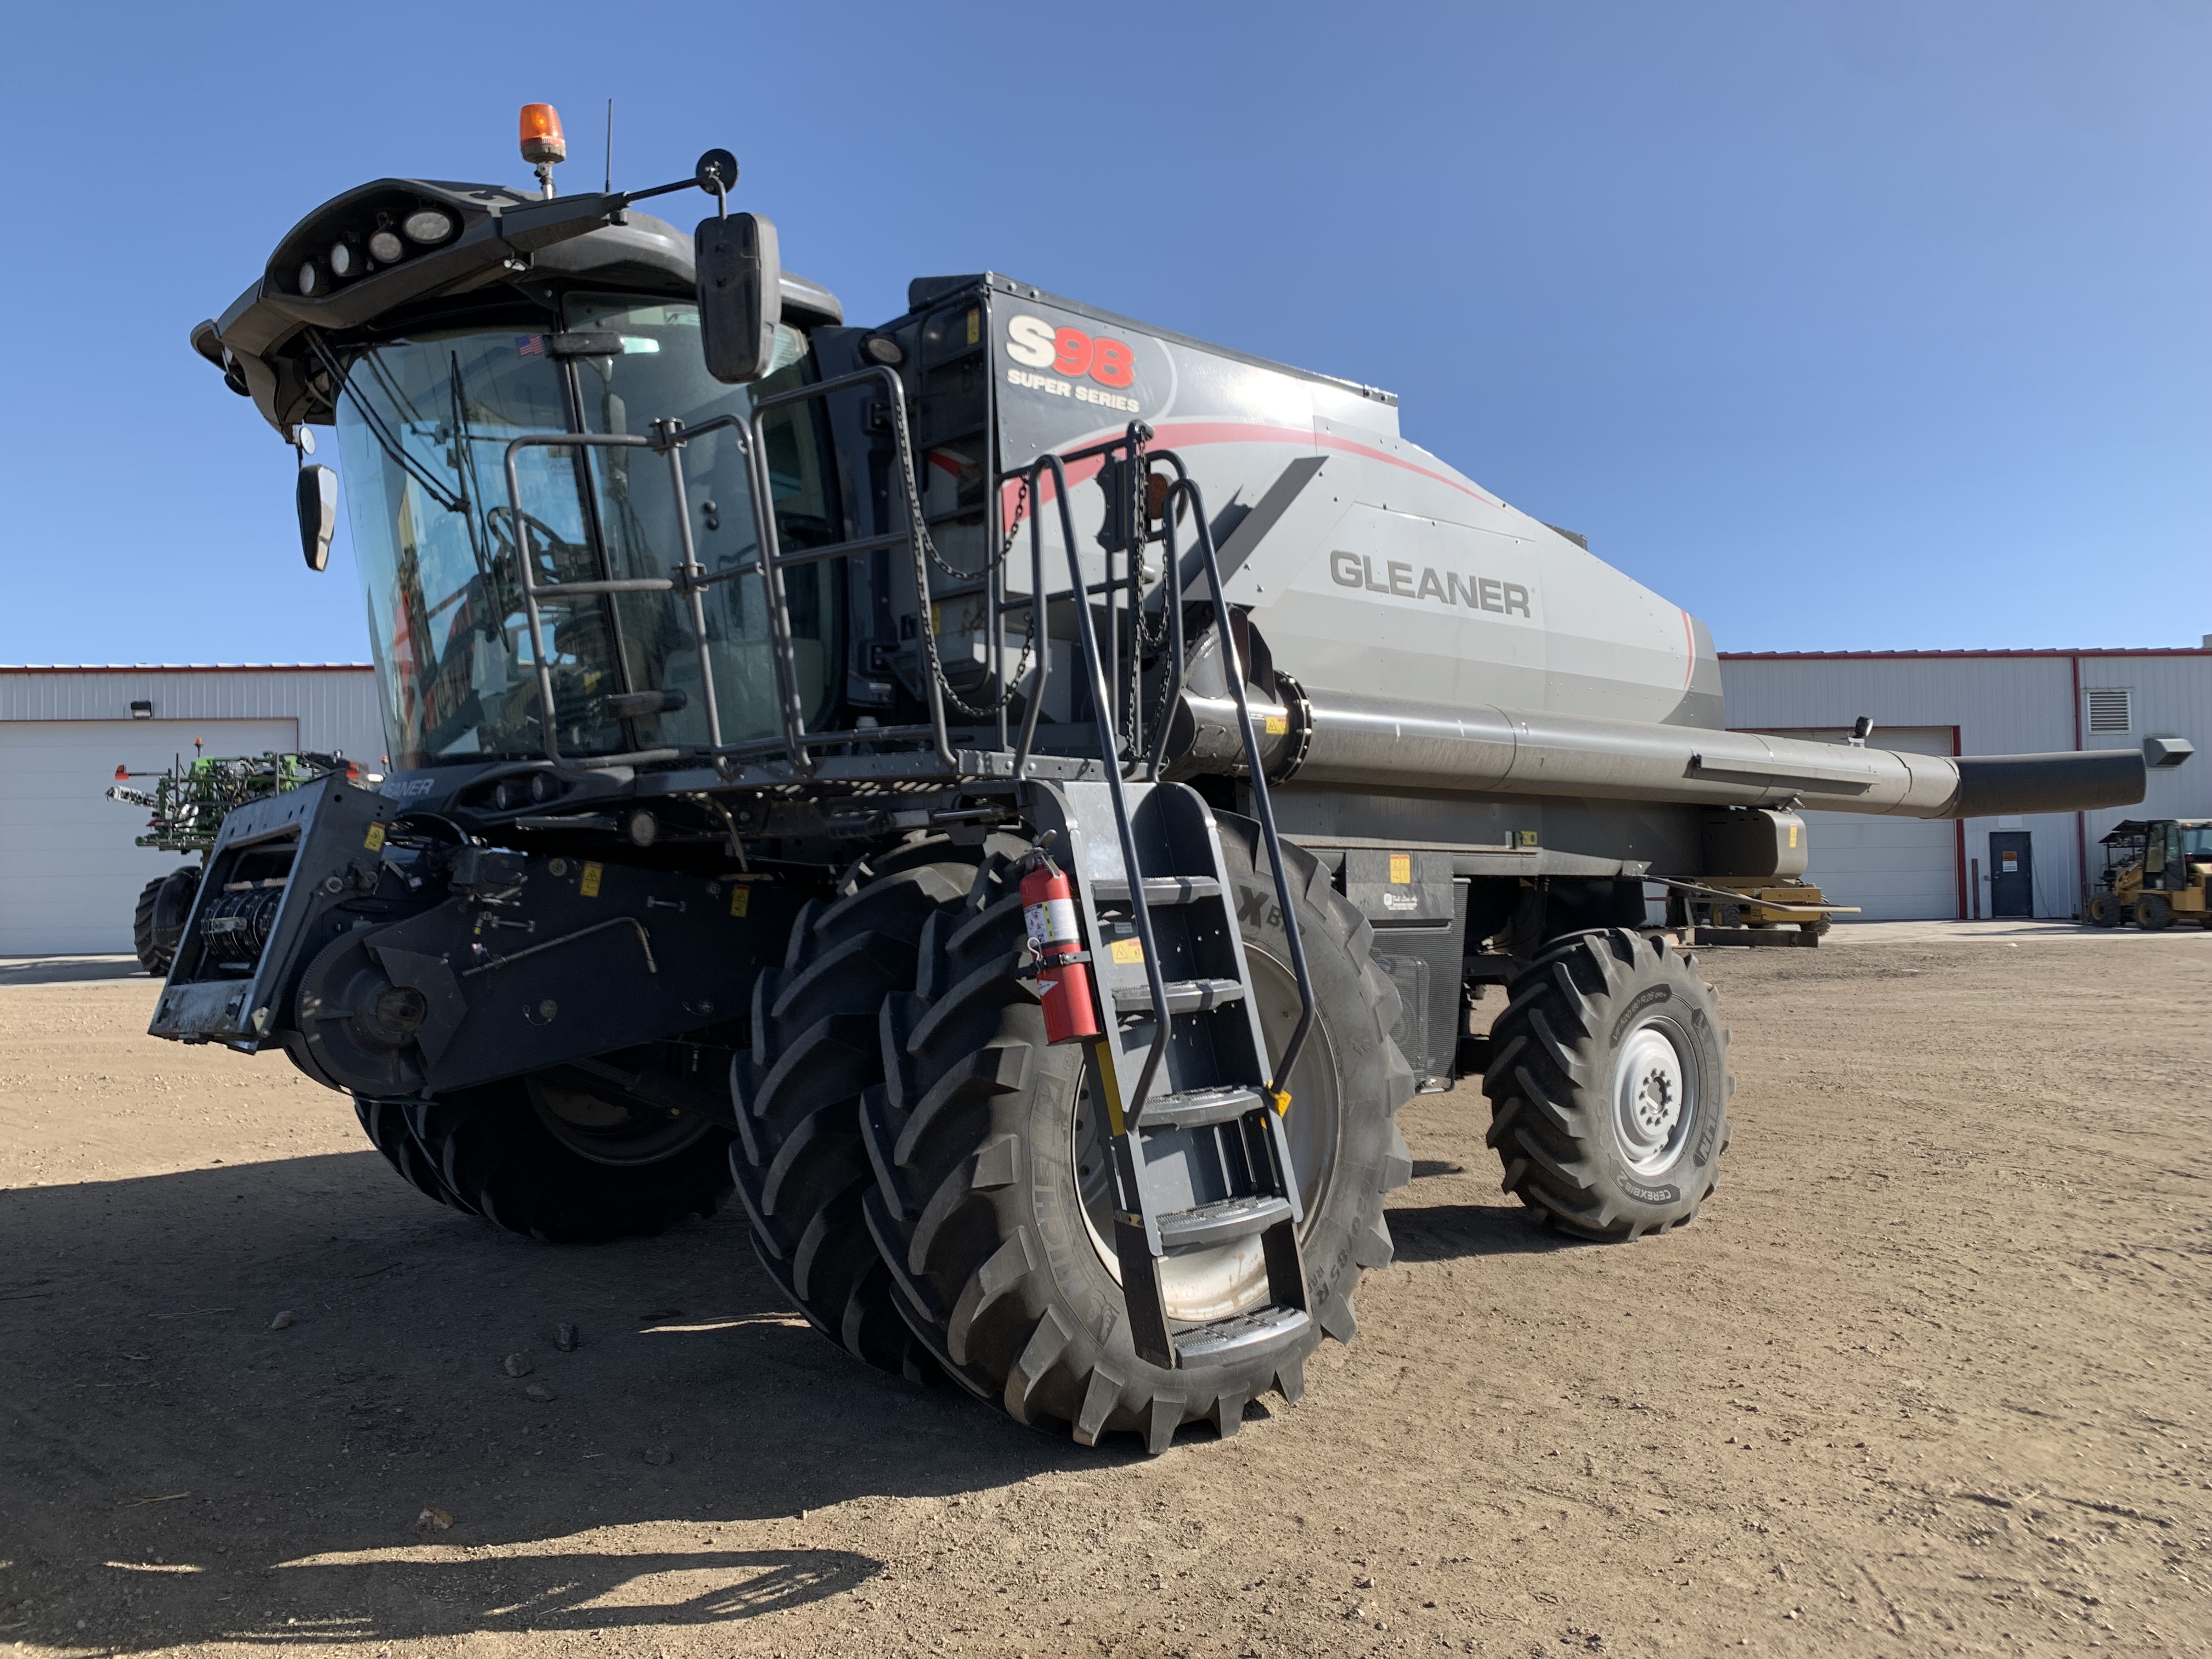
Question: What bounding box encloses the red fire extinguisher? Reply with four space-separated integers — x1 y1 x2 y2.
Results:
1020 851 1101 1046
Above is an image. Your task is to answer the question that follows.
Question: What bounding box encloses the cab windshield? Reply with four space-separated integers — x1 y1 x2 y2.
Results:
334 296 836 767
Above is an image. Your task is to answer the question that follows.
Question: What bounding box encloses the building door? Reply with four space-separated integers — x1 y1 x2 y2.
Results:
1988 831 2034 919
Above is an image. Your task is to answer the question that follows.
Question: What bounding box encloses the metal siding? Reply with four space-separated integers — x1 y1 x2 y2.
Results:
0 718 301 955
0 669 384 767
2078 654 2212 881
1722 652 2212 919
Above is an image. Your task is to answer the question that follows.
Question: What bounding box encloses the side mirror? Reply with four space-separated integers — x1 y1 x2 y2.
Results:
297 464 338 572
695 210 781 383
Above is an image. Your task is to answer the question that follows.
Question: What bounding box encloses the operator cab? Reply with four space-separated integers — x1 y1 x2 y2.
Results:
191 109 848 773
2100 819 2212 887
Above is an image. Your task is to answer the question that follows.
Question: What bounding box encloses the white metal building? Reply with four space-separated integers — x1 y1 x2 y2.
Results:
1719 645 2212 921
0 667 383 956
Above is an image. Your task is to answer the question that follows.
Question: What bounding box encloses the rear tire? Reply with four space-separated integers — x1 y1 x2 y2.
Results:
1483 928 1730 1240
2085 891 2121 928
730 834 1006 1381
2136 895 2173 930
864 815 1413 1450
353 1094 480 1215
409 1073 732 1244
132 866 199 976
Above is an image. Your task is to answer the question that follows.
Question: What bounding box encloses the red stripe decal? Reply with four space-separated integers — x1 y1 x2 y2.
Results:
999 420 1504 531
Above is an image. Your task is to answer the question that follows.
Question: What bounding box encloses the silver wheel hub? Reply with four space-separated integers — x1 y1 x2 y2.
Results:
1612 1022 1694 1176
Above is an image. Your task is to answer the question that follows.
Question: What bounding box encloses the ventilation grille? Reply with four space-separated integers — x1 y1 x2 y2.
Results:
2085 687 2133 735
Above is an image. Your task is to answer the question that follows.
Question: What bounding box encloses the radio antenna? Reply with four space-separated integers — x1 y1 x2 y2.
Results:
603 99 614 193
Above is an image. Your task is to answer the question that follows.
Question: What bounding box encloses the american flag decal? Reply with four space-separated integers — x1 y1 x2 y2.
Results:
516 335 544 357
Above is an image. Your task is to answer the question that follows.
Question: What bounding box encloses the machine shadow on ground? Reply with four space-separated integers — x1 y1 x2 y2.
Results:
0 1136 1557 1650
0 1152 1120 1651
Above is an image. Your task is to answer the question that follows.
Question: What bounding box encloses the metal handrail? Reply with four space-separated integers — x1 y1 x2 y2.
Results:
741 364 956 775
1164 474 1317 1112
504 425 740 766
503 366 965 779
1022 452 1178 1125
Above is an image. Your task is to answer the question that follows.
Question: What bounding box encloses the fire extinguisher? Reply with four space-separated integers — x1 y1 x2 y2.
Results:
1020 850 1101 1045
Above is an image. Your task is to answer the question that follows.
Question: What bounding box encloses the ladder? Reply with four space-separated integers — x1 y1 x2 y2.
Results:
1015 430 1320 1370
1046 779 1311 1368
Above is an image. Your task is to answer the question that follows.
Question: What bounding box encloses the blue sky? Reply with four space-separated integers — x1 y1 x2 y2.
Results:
1 1 2203 663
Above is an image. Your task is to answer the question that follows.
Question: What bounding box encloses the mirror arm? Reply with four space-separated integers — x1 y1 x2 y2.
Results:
616 176 701 207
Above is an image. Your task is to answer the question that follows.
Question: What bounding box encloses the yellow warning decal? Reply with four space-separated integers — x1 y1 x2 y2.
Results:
1264 713 1287 735
1109 937 1144 964
729 884 750 918
966 308 980 346
364 823 386 853
1389 853 1411 884
580 862 603 898
1788 822 1799 848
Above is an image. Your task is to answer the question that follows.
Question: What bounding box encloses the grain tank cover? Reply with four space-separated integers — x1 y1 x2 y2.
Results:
924 276 1726 731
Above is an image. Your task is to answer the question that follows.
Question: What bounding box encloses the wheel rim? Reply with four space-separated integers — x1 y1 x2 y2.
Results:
524 1073 714 1167
1070 941 1341 1325
1612 1018 1697 1177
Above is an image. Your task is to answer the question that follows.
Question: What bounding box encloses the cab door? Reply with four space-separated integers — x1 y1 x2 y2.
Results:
2142 823 2174 890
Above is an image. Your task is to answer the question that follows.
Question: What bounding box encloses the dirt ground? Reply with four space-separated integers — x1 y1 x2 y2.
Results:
3 929 2209 1659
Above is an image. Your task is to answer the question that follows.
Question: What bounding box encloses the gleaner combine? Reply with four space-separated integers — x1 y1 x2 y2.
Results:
166 106 2175 1449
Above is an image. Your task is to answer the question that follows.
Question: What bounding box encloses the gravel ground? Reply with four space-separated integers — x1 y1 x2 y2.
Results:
1 929 2208 1658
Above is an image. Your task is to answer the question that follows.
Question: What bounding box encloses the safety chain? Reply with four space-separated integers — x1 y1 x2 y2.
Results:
896 421 1025 584
887 419 1038 720
1120 430 1186 762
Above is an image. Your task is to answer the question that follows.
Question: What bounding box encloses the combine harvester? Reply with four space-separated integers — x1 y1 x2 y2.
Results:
159 104 2176 1448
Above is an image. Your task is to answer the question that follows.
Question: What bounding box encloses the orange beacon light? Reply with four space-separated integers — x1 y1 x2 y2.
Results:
518 103 567 165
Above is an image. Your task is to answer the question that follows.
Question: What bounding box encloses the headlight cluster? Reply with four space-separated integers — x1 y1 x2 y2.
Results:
476 770 567 813
296 205 458 298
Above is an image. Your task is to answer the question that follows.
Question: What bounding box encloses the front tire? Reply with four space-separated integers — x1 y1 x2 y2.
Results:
729 836 989 1380
132 867 199 976
2085 891 2121 928
864 815 1413 1450
1483 928 1730 1240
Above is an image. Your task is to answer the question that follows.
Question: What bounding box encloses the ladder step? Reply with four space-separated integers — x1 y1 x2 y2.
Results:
1137 1086 1265 1131
1155 1192 1292 1250
1111 977 1245 1014
1090 875 1223 906
1173 1305 1311 1364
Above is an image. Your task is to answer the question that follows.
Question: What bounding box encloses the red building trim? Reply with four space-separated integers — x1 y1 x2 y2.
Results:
1950 725 1967 921
2071 654 2087 918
